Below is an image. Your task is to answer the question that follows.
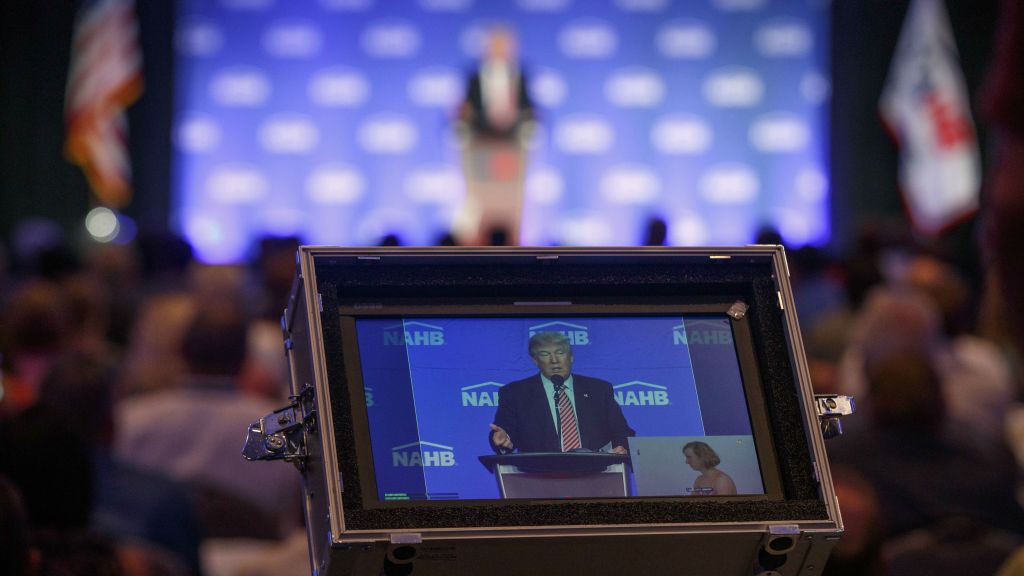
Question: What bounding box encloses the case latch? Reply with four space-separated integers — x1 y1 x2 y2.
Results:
814 394 855 439
243 384 316 466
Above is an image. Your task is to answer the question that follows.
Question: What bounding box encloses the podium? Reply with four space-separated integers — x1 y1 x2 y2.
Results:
453 134 527 246
479 452 630 499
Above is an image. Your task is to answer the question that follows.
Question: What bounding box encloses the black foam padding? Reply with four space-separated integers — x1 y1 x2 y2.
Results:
314 253 827 530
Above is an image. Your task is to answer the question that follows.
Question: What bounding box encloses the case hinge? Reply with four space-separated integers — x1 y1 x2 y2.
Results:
243 384 316 468
814 394 856 439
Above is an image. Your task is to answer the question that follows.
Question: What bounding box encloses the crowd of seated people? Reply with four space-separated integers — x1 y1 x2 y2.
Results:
799 231 1024 575
0 231 309 576
3 202 1024 576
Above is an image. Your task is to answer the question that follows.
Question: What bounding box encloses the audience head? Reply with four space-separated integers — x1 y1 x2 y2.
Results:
899 253 970 336
252 235 300 319
487 226 509 247
378 233 402 247
0 409 94 531
37 351 119 446
0 280 71 360
754 225 784 246
62 272 112 353
642 216 668 246
823 468 887 576
136 229 195 286
436 232 458 247
850 287 942 373
117 293 196 397
182 305 248 378
0 280 72 413
865 350 945 430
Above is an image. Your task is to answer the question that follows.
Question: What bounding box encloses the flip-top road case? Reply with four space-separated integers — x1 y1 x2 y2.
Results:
244 246 851 576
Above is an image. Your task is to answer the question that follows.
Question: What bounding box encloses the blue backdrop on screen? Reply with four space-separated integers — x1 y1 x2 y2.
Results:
355 315 753 500
173 0 830 263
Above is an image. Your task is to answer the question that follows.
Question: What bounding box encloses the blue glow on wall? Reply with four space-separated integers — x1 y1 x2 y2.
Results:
173 0 830 263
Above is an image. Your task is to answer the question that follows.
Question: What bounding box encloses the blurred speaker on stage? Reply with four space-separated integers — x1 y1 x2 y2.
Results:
454 25 537 246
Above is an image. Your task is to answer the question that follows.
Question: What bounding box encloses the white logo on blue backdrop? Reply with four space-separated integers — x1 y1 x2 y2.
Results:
600 164 661 205
702 67 765 108
306 164 366 205
258 114 320 154
461 382 502 407
755 19 813 58
613 381 670 406
205 165 270 204
651 114 713 155
419 0 473 12
516 0 572 13
176 20 224 57
384 321 446 346
699 164 760 204
319 0 374 11
528 321 589 345
407 68 464 108
262 21 323 58
209 68 271 107
656 20 716 59
308 68 371 108
604 68 666 108
358 114 419 154
673 319 734 346
554 115 615 154
525 167 565 205
558 20 618 59
361 21 422 59
175 115 221 153
614 0 670 13
392 441 456 467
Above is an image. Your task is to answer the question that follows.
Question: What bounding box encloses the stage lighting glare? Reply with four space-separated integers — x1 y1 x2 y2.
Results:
85 207 120 243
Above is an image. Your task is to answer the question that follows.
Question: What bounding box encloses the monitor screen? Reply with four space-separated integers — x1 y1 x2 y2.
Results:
349 313 771 503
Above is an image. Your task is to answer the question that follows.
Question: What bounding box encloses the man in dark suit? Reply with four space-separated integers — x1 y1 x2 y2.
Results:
459 25 535 141
489 331 633 454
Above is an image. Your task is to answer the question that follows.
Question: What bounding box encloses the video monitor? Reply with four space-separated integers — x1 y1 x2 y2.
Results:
341 309 781 506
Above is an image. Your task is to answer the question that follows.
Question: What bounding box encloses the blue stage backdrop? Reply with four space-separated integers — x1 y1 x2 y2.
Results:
173 0 830 263
354 315 757 500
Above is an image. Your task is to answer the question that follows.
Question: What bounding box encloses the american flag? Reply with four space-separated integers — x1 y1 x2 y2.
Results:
64 0 143 209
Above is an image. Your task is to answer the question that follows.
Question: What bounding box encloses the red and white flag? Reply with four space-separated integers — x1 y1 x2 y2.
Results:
880 0 980 235
64 0 143 209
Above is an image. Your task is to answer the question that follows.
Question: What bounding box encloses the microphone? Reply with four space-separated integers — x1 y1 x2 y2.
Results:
550 374 565 389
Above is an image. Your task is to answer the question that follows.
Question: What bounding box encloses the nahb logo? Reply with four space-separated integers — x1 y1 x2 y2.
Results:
614 381 670 406
391 441 456 467
383 321 445 346
528 321 590 345
460 382 502 407
672 320 733 345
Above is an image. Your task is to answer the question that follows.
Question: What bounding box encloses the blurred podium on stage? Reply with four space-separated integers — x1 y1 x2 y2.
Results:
452 25 536 246
479 452 631 499
453 126 534 246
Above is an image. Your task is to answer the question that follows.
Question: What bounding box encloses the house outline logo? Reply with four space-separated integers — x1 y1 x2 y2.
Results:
383 321 445 346
527 321 590 345
460 381 503 407
672 319 732 345
391 440 456 467
613 380 670 406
